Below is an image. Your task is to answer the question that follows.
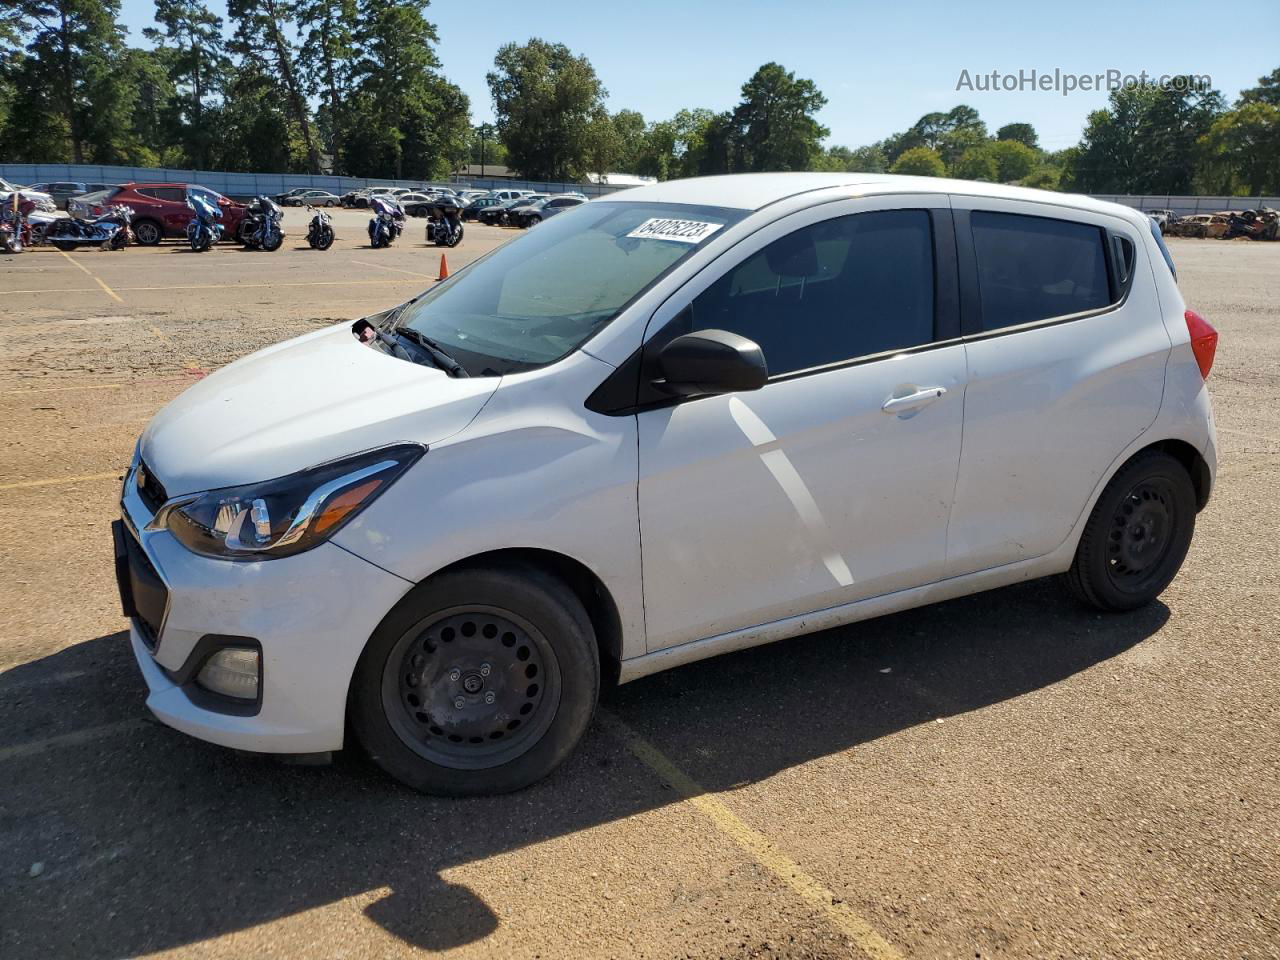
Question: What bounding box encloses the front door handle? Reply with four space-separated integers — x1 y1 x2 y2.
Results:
881 386 947 414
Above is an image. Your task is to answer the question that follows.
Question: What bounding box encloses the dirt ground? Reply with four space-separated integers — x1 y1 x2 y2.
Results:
0 221 1277 960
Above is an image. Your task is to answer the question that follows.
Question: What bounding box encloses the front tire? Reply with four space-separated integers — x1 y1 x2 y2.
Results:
351 564 600 796
261 229 283 252
314 226 334 250
1063 450 1197 611
133 219 162 246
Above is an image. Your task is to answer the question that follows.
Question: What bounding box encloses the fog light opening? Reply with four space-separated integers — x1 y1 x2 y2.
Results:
196 647 260 700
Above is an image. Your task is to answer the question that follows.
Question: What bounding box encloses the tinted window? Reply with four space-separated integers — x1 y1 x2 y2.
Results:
684 210 936 377
971 211 1110 330
400 201 747 373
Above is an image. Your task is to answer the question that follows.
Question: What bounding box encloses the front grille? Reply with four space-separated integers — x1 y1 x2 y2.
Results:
136 459 168 514
124 528 168 650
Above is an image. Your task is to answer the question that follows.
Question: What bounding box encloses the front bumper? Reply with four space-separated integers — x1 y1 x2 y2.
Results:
120 460 412 754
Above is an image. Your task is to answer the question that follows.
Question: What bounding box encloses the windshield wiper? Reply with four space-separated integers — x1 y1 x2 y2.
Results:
394 326 470 378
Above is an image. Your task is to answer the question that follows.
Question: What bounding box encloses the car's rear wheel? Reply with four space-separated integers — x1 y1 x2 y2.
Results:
351 564 599 796
133 219 162 246
1064 450 1197 611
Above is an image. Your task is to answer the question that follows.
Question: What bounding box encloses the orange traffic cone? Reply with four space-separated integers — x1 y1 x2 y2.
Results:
436 254 449 281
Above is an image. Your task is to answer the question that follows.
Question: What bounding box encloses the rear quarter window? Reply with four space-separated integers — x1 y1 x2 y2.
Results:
971 211 1111 331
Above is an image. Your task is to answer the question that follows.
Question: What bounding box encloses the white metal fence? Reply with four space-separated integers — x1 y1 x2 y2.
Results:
2 164 1275 213
0 163 635 200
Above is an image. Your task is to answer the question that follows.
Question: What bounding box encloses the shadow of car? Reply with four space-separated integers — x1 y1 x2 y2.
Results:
0 577 1167 957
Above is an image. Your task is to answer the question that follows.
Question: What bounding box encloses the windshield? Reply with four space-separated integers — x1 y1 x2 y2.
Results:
397 201 747 375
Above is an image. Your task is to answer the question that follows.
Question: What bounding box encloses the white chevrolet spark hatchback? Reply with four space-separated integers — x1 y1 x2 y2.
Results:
114 174 1218 794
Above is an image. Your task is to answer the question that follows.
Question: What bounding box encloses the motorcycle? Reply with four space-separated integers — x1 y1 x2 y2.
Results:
45 204 134 251
306 205 335 250
424 199 464 248
187 193 223 252
0 196 33 253
367 195 404 248
240 195 285 251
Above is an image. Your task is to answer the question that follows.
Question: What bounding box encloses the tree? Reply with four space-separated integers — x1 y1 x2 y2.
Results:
729 62 828 171
1067 79 1224 193
144 0 227 168
487 38 606 181
1239 66 1280 107
467 124 506 167
989 139 1037 182
296 0 357 168
6 0 132 163
228 0 321 172
996 122 1038 149
610 108 646 173
340 0 469 180
583 105 621 180
891 146 945 177
210 61 298 171
1197 101 1280 195
951 145 998 181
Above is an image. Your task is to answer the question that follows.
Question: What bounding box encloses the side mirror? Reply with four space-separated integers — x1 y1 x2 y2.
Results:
656 329 768 396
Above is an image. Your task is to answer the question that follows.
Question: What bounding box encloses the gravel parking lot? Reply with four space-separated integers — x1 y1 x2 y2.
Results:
1 226 1277 959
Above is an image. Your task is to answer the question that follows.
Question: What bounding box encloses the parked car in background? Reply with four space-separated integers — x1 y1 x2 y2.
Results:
461 196 504 221
1175 214 1230 239
68 188 122 220
400 193 438 217
514 195 585 227
282 189 339 207
479 195 546 226
26 180 119 210
486 188 535 202
108 183 246 245
0 177 56 212
275 188 312 205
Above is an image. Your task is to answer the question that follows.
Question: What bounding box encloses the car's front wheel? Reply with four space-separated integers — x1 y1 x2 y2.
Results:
351 564 600 795
1064 450 1197 611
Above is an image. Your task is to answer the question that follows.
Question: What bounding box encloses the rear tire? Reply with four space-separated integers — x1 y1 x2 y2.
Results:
1063 450 1196 611
351 564 600 796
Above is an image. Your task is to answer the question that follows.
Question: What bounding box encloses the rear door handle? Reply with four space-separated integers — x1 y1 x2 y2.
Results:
881 386 947 414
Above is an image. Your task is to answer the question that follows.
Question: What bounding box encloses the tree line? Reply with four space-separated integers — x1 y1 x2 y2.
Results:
1 3 1276 196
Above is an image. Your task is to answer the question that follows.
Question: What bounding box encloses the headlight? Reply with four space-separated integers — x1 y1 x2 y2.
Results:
158 444 424 560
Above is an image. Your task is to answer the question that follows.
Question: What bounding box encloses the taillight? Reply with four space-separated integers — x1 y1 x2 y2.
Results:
1184 309 1218 380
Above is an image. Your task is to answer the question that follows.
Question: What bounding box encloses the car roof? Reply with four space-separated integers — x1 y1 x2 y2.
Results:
610 173 1148 225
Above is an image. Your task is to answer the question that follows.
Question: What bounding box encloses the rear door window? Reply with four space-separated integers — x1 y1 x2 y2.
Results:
684 209 937 377
970 211 1111 330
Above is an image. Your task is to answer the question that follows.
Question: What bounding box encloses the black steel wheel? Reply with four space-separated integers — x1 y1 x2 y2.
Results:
351 564 600 795
1064 450 1197 611
380 606 560 770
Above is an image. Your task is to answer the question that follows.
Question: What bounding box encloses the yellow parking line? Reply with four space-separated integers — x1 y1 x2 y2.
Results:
600 712 904 960
0 470 121 491
58 251 124 303
351 258 437 280
0 718 151 763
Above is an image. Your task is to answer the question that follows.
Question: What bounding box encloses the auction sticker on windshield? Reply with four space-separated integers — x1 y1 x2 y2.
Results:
626 218 724 244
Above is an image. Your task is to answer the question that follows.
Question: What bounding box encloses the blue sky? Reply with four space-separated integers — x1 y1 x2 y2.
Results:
118 0 1278 151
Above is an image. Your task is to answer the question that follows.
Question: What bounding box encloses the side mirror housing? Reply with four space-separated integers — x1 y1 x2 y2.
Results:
656 329 768 396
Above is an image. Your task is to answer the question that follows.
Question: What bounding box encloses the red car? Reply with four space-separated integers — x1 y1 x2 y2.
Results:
85 183 247 245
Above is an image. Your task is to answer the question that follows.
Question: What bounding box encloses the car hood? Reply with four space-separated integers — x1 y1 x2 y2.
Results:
140 323 499 496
